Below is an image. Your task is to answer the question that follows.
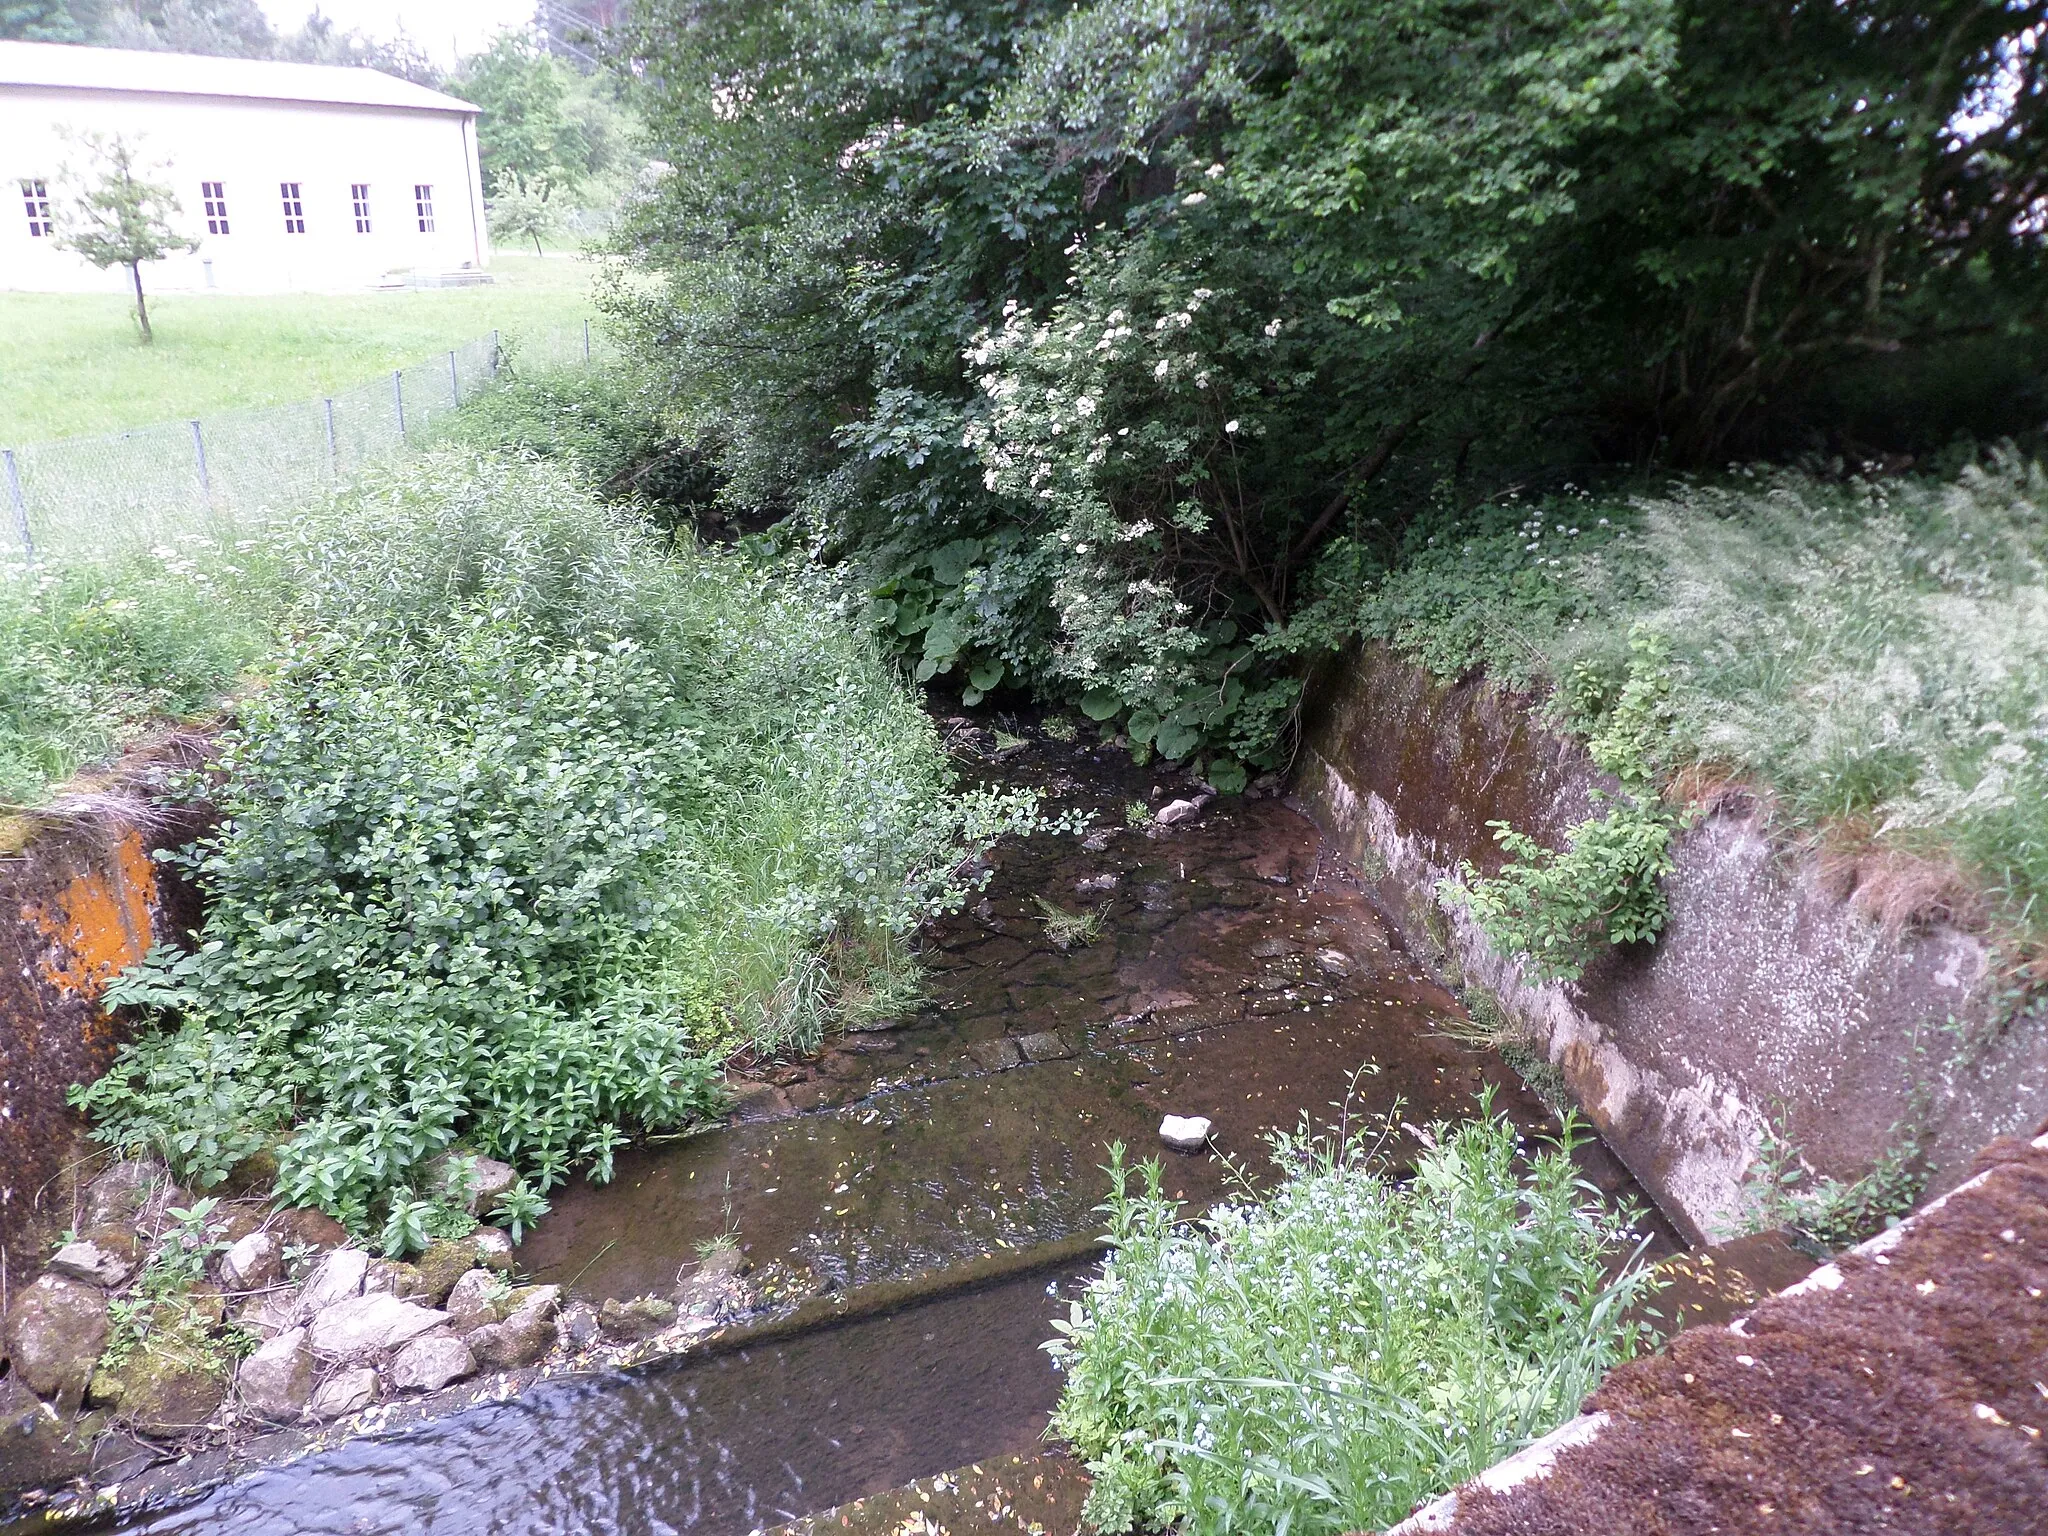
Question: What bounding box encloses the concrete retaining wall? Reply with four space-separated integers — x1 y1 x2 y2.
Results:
1296 643 2048 1241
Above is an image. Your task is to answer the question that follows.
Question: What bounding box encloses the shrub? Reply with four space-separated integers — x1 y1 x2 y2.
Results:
1047 1093 1660 1535
0 539 272 806
76 452 1023 1245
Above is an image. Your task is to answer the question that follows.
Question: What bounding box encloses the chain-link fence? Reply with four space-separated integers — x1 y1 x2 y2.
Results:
2 321 613 560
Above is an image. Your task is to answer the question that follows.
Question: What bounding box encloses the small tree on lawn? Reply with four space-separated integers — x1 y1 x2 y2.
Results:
489 175 558 256
57 133 198 345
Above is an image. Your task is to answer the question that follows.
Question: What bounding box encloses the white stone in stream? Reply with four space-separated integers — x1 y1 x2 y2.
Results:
388 1335 477 1393
1313 947 1355 978
306 1293 449 1361
1154 796 1210 826
1159 1114 1213 1152
306 1367 379 1420
293 1247 370 1320
237 1326 315 1422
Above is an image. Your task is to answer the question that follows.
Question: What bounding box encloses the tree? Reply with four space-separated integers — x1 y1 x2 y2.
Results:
455 33 582 196
92 0 276 56
488 174 558 255
0 0 93 41
56 133 199 345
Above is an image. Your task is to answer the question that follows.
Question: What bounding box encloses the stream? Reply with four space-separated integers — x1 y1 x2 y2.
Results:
80 720 1681 1535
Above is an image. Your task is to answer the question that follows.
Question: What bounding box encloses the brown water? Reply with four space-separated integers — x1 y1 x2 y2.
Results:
76 722 1676 1535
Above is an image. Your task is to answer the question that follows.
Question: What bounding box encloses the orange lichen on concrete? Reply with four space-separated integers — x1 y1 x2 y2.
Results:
22 828 160 1009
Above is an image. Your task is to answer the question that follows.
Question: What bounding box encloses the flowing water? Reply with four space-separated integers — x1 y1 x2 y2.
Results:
74 721 1682 1535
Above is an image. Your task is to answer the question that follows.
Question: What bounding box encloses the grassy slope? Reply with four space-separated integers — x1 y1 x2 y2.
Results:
0 250 597 444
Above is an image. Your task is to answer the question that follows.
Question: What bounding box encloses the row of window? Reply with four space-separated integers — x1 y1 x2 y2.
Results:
18 178 436 239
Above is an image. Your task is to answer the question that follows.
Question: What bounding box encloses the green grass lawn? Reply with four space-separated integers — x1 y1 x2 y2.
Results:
0 250 599 445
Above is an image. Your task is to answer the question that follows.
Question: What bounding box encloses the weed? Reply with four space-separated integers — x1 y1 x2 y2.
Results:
1124 799 1153 829
1034 896 1106 950
1735 1118 1928 1253
1047 1092 1661 1535
1041 714 1077 742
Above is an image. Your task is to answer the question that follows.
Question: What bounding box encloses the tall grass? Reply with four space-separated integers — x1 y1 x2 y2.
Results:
1355 450 2048 951
1047 1095 1659 1535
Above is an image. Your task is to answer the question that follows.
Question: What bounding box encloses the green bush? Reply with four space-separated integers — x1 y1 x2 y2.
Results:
1047 1095 1660 1535
0 540 273 806
76 452 1021 1245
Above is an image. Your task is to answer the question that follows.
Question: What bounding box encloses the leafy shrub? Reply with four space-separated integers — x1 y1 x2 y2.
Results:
0 540 273 806
77 452 1021 1245
1047 1094 1660 1536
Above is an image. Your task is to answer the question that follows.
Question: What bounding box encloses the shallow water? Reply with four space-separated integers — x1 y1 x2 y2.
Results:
75 725 1677 1535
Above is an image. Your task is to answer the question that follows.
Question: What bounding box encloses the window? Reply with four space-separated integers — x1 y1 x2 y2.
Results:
351 183 372 234
280 181 305 234
413 184 435 233
201 181 230 235
19 179 51 238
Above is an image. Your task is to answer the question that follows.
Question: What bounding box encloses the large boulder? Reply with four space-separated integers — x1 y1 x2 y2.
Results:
468 1228 515 1273
217 1230 284 1294
464 1285 560 1371
363 1259 430 1303
388 1335 476 1393
272 1207 349 1253
101 1337 229 1436
236 1327 315 1423
293 1248 369 1320
413 1236 501 1305
305 1367 378 1421
47 1225 142 1288
305 1294 449 1362
0 1376 102 1493
3 1276 109 1408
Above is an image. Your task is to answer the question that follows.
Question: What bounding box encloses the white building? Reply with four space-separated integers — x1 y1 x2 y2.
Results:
0 40 487 294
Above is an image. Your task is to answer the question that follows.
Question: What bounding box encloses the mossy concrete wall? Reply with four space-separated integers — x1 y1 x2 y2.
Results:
0 802 204 1273
1296 643 2048 1242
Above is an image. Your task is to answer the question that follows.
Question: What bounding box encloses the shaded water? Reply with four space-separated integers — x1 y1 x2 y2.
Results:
75 724 1679 1534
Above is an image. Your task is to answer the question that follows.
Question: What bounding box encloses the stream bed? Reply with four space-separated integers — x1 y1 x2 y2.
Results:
71 721 1682 1535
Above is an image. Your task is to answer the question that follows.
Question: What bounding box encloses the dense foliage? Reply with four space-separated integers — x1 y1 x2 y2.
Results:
1048 1097 1659 1535
0 540 270 806
76 453 1017 1247
604 0 2046 783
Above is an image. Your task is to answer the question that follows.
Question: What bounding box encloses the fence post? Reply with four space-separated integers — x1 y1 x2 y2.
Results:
323 397 338 480
190 420 210 501
583 318 591 362
393 371 406 442
449 349 460 407
491 329 501 379
3 449 32 561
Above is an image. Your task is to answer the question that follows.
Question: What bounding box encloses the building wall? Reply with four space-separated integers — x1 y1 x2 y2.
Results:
0 85 486 294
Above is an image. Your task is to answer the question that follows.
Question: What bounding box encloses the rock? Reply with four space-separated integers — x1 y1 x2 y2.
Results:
675 1248 751 1324
388 1335 476 1393
83 1159 165 1229
236 1327 315 1423
412 1240 482 1305
1312 947 1354 978
106 1337 229 1436
1159 1114 1213 1152
443 1269 504 1330
221 1145 281 1197
273 1207 349 1253
293 1247 369 1320
185 1284 228 1328
557 1301 601 1352
598 1296 676 1341
305 1294 449 1362
426 1152 518 1217
218 1230 284 1293
3 1275 110 1408
1154 794 1213 826
0 1376 101 1493
48 1225 142 1288
206 1205 265 1248
364 1259 430 1302
236 1287 302 1339
967 1037 1023 1073
1017 1029 1076 1063
1080 828 1115 852
468 1227 515 1272
305 1367 378 1421
465 1285 559 1370
1075 872 1120 893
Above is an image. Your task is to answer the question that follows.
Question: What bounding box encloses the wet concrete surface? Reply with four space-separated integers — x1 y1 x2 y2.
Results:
71 723 1683 1535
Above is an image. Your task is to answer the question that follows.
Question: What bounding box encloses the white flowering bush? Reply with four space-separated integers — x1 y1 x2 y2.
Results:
1048 1093 1659 1535
77 452 1023 1247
